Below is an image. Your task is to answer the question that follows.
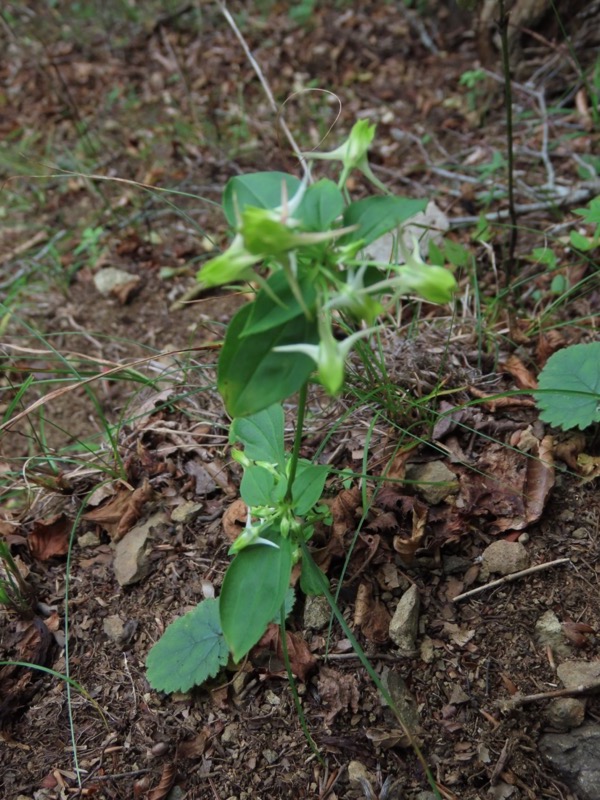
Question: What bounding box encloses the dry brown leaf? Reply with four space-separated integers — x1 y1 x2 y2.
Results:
28 514 70 561
177 729 210 759
384 443 418 483
553 433 586 469
222 499 247 543
258 625 316 682
354 581 391 644
83 480 153 541
393 501 427 564
468 386 535 411
317 666 360 726
501 354 538 390
147 763 176 800
331 486 361 542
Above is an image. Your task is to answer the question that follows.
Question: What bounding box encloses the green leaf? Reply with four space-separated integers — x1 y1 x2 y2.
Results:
220 526 293 661
218 303 319 417
535 342 600 431
574 196 600 225
146 599 229 694
570 230 593 252
298 179 344 230
223 172 302 227
241 271 317 338
291 460 329 516
270 587 296 623
340 196 427 247
299 552 329 596
230 404 286 465
240 462 285 507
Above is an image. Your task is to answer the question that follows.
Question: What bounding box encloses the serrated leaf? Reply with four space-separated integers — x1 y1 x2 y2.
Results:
220 526 293 661
535 342 600 431
146 599 229 693
271 587 296 623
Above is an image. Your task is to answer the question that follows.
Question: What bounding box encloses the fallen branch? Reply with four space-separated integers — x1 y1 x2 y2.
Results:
500 681 600 710
452 557 571 602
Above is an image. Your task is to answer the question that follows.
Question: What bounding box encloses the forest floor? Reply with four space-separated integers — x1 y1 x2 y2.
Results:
1 2 599 799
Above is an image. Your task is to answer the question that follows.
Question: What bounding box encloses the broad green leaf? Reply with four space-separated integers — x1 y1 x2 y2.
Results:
291 460 330 516
230 404 285 465
146 599 229 693
299 552 329 596
223 172 302 226
218 303 319 417
535 342 600 431
298 179 344 230
220 526 293 661
241 271 317 338
340 196 427 247
240 463 285 507
570 230 593 251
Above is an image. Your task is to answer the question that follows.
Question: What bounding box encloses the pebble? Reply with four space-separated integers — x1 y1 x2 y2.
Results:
389 584 420 654
405 460 459 505
347 760 372 789
302 595 330 630
544 698 586 731
557 660 600 690
480 540 528 577
535 610 571 658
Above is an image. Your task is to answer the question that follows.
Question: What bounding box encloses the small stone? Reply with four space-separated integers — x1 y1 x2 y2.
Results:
380 668 420 734
347 760 372 789
262 749 278 765
442 555 471 575
389 584 420 654
303 595 330 630
93 267 140 295
113 511 165 587
535 610 570 657
171 501 203 523
103 615 125 644
405 461 458 505
545 698 586 731
221 723 239 744
572 527 589 540
481 540 528 577
557 660 600 690
78 531 101 548
540 722 600 800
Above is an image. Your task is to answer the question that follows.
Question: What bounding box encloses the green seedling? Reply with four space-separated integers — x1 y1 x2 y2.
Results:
570 195 600 252
535 341 600 431
146 122 457 796
459 68 487 112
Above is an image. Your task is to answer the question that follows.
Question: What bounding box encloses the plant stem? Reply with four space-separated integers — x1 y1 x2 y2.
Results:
284 381 309 504
498 0 518 285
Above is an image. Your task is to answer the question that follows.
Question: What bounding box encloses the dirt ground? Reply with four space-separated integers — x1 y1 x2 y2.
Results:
1 2 600 799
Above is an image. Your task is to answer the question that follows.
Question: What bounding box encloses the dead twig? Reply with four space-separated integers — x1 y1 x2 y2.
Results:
501 681 600 709
452 558 571 602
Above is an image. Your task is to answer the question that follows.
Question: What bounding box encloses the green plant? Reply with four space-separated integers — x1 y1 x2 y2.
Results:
459 68 487 111
535 341 600 430
570 195 600 252
146 122 456 793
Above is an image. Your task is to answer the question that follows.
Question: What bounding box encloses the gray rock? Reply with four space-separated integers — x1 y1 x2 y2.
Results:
103 615 125 644
535 610 571 658
347 760 373 790
93 267 140 295
389 584 420 654
405 461 458 505
540 723 600 800
380 668 420 734
113 511 166 586
544 698 586 731
481 540 528 577
303 595 330 630
557 660 600 690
